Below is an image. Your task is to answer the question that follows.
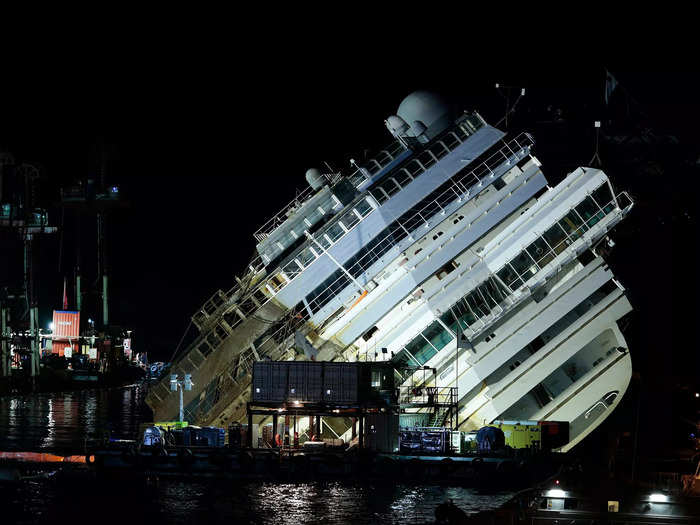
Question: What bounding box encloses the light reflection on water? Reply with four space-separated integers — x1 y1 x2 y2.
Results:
0 385 151 453
0 386 513 524
0 477 514 525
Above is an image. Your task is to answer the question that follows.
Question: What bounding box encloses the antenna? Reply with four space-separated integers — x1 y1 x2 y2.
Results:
590 121 602 167
495 84 526 129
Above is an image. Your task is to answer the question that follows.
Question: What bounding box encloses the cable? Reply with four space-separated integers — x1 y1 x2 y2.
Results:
169 318 194 363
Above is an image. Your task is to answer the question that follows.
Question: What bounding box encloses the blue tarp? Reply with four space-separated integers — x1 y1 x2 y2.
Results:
476 426 505 451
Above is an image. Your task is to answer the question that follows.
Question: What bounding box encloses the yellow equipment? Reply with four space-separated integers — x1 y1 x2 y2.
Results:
488 420 541 449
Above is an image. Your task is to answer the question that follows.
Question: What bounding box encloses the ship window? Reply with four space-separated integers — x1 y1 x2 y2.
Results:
394 169 413 188
283 260 302 277
371 369 381 388
526 238 551 267
297 248 316 268
436 261 456 280
362 326 380 342
355 197 372 217
199 341 213 357
493 177 506 191
269 273 287 292
340 210 360 230
207 332 221 348
240 297 257 315
591 183 614 213
405 335 437 366
215 324 228 340
485 278 509 304
558 211 586 240
542 223 568 255
422 320 453 352
454 297 478 326
326 222 345 242
510 251 538 279
576 196 604 227
467 292 489 318
497 264 523 290
391 348 418 368
305 269 351 314
253 289 268 304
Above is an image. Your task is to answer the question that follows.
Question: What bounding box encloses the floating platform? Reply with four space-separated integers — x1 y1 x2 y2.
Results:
88 444 561 486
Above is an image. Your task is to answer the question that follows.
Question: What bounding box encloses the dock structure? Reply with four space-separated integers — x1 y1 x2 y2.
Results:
244 360 460 452
245 360 400 451
0 157 57 386
1 148 139 392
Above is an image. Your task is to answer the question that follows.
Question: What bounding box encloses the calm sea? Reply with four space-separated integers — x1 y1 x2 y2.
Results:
0 384 513 524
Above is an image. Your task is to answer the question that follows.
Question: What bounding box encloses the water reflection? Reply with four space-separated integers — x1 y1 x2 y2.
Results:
0 385 512 524
0 385 151 454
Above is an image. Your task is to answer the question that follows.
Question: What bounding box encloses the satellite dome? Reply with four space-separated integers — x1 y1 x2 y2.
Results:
385 115 409 136
305 168 325 191
396 91 450 138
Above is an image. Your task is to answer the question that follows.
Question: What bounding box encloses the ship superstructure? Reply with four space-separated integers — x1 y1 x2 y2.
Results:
146 91 634 451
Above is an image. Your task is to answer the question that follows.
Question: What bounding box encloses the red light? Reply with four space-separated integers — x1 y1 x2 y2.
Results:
555 480 559 485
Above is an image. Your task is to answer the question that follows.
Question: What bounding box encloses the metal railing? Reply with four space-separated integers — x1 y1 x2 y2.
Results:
252 113 484 243
386 187 634 373
304 133 533 316
398 386 458 407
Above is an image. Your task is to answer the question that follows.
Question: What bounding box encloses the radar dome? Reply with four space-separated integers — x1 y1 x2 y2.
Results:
396 91 451 139
385 115 409 136
305 168 325 191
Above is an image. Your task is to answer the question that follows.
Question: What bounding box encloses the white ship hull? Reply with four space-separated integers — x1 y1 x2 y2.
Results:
146 92 634 452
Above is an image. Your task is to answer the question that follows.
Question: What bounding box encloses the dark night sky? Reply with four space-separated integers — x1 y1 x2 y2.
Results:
1 54 698 393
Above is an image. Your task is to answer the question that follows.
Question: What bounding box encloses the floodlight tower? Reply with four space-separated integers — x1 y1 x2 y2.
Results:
58 152 128 330
170 373 193 422
0 156 57 386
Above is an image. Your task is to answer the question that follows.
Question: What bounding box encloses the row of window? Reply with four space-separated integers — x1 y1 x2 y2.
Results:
495 183 615 291
305 268 352 314
363 114 484 201
348 139 408 188
391 183 620 369
280 197 375 280
395 257 621 377
304 134 533 315
393 275 512 368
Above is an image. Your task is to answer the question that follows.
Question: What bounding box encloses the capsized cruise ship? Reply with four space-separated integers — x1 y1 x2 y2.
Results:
146 91 634 452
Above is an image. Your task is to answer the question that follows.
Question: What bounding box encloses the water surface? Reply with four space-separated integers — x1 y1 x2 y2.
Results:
0 385 513 524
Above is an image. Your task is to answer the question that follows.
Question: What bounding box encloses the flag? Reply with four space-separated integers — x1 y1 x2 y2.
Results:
456 326 476 354
605 69 619 105
62 277 68 310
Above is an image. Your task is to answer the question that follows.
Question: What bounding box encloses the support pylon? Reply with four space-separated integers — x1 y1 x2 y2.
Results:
1 307 9 378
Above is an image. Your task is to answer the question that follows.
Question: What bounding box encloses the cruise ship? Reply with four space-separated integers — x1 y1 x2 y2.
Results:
146 91 634 452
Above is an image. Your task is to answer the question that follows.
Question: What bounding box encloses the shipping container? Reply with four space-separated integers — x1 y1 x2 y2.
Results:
52 341 78 357
365 413 399 452
252 361 395 406
52 311 80 339
323 362 358 404
486 420 569 450
488 421 542 450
